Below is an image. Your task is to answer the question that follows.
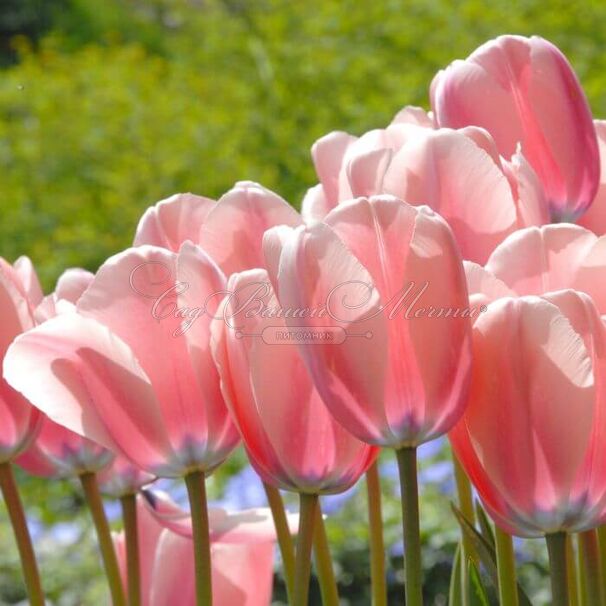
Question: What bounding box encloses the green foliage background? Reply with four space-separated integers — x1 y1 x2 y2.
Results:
0 1 604 603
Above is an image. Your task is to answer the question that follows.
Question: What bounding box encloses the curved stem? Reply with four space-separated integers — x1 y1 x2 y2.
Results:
365 462 387 606
293 493 318 606
185 471 212 606
120 494 140 606
263 483 296 601
494 526 518 606
546 532 570 606
80 472 126 606
0 462 45 605
578 530 604 606
313 501 339 606
396 447 423 606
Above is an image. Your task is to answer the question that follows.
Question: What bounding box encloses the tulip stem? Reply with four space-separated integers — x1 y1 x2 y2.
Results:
596 526 606 604
185 471 212 606
578 530 604 606
396 447 423 606
293 493 318 606
366 462 387 606
80 472 126 606
0 462 45 606
263 483 296 601
494 526 518 606
313 501 339 606
566 535 580 606
453 455 477 606
120 494 140 606
546 532 570 606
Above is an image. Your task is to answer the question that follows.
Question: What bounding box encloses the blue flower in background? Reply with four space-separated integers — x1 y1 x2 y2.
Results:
321 484 359 515
212 465 267 510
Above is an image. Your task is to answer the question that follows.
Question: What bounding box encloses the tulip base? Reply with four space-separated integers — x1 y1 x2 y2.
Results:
185 471 213 606
0 462 45 606
546 532 570 606
80 472 126 606
396 447 423 606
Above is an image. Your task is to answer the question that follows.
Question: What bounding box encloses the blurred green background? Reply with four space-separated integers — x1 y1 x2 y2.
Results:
0 0 604 603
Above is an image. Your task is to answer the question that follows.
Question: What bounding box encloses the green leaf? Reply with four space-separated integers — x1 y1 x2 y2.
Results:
449 543 463 606
451 503 533 606
468 560 490 606
475 501 496 548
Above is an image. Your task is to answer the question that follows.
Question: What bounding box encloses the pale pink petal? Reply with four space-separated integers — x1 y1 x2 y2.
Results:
486 224 598 295
198 181 301 275
382 128 520 263
578 120 606 235
3 313 175 474
13 256 43 306
134 193 215 251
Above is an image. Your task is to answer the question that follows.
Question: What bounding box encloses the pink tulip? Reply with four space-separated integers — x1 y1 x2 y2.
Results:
0 257 42 462
135 181 302 274
432 35 599 222
113 494 283 606
450 290 606 536
578 121 606 235
4 243 240 477
305 119 547 263
465 224 606 315
264 195 473 448
211 268 378 493
15 266 115 478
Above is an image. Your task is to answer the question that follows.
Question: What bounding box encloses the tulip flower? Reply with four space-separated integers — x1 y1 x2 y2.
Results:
113 493 288 606
450 290 606 605
432 35 599 222
578 121 606 235
16 266 114 480
304 120 547 263
263 195 473 605
0 256 45 604
135 181 301 274
465 223 606 315
212 267 378 605
4 243 240 606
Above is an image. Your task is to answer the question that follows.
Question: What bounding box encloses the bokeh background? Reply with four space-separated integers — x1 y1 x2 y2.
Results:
0 1 604 603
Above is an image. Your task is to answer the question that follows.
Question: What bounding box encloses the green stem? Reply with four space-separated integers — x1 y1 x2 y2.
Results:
566 534 580 606
453 455 477 606
263 483 296 601
546 532 570 606
366 462 387 606
313 501 339 606
578 530 604 606
120 494 140 606
596 526 606 605
293 493 318 606
185 471 212 606
395 447 423 606
0 462 45 606
80 472 126 606
494 526 518 606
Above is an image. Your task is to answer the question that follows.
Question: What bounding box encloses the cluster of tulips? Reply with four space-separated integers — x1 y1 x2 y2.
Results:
3 33 606 606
